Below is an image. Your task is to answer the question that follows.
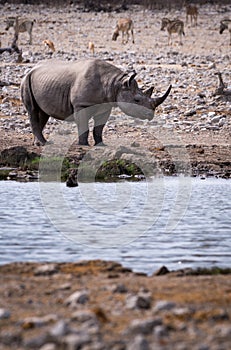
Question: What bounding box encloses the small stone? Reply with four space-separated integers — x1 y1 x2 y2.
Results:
131 141 140 147
153 300 176 313
185 109 196 117
172 307 192 317
112 283 128 293
208 111 216 117
0 331 21 346
211 115 221 123
153 265 169 276
126 293 152 309
153 325 169 338
218 118 226 127
198 346 210 350
22 314 58 329
208 62 216 69
0 309 11 319
60 333 90 348
34 264 59 276
49 320 69 337
39 344 56 350
24 334 50 348
65 290 89 307
126 318 162 335
57 283 71 291
127 335 149 350
71 310 97 323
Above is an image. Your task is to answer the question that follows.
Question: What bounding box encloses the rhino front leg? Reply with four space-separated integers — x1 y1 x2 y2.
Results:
93 109 111 146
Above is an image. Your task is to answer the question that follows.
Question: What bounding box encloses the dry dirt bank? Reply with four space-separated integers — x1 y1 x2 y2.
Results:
0 260 231 349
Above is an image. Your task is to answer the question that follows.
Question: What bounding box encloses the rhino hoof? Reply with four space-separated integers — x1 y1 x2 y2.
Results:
95 142 106 147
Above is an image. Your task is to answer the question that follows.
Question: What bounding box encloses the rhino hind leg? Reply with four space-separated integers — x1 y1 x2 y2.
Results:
93 110 111 146
30 109 49 146
93 124 105 145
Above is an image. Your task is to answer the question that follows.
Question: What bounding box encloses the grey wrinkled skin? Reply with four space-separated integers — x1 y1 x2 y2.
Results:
20 59 171 146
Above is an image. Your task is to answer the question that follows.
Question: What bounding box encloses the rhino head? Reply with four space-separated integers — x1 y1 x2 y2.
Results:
116 72 172 120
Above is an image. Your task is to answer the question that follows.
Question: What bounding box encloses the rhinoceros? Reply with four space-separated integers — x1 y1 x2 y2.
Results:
20 59 171 146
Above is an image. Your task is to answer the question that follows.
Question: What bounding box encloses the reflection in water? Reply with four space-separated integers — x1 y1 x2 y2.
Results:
0 177 230 275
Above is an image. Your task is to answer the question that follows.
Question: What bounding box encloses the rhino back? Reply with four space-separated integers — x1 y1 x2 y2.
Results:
29 59 123 120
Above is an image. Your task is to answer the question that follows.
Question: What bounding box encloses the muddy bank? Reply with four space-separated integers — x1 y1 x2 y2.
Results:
0 260 231 349
0 129 230 182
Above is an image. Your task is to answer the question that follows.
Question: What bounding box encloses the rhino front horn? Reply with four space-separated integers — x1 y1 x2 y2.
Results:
152 85 172 108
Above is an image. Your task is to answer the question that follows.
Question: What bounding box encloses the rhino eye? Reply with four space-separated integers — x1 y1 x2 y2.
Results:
134 96 141 103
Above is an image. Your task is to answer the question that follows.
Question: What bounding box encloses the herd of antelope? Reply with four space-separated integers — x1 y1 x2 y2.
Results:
2 4 231 51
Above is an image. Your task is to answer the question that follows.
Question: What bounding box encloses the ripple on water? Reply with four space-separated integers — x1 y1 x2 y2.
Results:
0 177 230 274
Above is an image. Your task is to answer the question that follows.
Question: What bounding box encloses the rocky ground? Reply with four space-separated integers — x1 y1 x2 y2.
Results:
0 260 231 350
0 3 231 349
0 2 230 180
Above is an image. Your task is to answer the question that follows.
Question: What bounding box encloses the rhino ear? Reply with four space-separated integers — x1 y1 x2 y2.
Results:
144 86 154 97
123 72 137 88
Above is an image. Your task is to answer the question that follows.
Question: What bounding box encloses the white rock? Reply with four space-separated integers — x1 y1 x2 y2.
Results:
71 310 97 322
153 300 176 312
0 309 10 319
126 293 152 309
60 334 90 348
49 320 69 337
208 111 216 117
65 290 89 307
211 115 221 124
127 318 162 335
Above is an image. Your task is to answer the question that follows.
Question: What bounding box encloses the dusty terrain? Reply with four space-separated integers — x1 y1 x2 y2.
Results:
0 2 230 178
0 3 231 350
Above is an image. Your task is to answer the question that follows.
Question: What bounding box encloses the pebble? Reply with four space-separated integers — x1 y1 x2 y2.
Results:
39 344 56 350
71 310 97 323
127 335 149 350
153 300 176 312
126 292 152 309
153 324 169 338
34 264 59 276
126 318 163 335
49 320 69 337
21 314 58 328
60 333 91 348
112 283 128 293
0 309 11 319
65 290 89 307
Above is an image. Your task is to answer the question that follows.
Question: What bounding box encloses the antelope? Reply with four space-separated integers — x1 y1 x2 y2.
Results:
43 39 55 52
112 18 134 44
5 16 34 45
88 41 95 54
161 18 185 45
219 19 231 45
186 5 198 26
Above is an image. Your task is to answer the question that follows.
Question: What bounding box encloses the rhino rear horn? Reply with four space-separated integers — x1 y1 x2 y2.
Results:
152 85 172 108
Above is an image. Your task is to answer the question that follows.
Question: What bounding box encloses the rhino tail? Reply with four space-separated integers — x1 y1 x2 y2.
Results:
21 71 38 117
